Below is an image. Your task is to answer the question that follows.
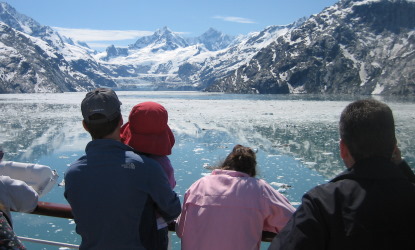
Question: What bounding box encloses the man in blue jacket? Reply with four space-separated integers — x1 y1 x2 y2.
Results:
269 99 415 250
64 88 181 250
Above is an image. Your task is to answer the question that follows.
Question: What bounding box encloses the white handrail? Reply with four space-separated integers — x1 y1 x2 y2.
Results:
18 236 79 249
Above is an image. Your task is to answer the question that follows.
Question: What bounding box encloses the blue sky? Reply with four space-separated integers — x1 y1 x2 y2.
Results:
4 0 339 50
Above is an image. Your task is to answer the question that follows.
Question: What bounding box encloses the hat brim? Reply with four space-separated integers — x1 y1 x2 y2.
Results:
121 122 175 156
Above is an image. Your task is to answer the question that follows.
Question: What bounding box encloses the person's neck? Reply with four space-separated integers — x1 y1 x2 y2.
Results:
101 135 121 141
100 127 121 141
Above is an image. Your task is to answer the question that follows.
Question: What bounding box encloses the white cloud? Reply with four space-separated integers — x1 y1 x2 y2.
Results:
213 16 256 24
52 27 153 42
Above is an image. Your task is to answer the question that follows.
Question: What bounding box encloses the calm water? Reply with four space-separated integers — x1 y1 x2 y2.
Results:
0 91 414 249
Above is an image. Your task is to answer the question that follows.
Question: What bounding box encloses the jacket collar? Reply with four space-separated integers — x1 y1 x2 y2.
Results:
212 169 250 178
85 139 134 153
331 157 407 183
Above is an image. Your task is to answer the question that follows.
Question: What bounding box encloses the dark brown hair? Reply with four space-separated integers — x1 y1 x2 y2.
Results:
84 113 122 139
339 99 396 162
220 144 257 177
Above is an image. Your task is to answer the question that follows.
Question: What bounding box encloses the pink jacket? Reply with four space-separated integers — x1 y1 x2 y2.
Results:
176 169 295 250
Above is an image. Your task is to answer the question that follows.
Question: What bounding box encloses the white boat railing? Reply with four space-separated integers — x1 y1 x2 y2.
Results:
18 236 79 249
18 202 78 248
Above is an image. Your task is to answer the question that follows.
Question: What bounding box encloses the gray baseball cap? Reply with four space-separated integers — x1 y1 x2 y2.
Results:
81 88 122 124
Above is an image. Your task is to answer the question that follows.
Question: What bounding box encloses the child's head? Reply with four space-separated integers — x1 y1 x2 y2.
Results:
220 144 257 177
120 102 175 155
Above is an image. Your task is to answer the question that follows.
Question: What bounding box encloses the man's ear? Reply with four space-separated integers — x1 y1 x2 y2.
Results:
82 120 89 132
340 139 355 168
340 139 348 159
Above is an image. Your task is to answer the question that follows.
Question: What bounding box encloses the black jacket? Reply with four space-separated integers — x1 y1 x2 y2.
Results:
269 158 415 250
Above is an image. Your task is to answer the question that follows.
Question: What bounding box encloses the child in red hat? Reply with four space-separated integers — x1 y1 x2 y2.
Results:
120 101 176 250
120 101 176 187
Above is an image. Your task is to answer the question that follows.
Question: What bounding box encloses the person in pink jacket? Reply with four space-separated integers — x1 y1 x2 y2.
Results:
176 144 296 250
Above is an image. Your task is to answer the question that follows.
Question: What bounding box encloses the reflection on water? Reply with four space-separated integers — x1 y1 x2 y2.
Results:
252 122 342 178
0 91 414 249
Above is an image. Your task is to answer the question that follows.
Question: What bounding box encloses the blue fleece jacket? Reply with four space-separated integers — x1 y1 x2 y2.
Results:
64 139 181 250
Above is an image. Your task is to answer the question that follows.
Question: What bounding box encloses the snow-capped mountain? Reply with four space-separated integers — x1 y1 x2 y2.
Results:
130 26 189 52
97 43 210 90
96 23 303 90
0 22 90 93
0 2 116 93
206 0 415 95
178 19 306 89
1 0 413 95
96 27 228 90
0 2 65 49
188 28 235 51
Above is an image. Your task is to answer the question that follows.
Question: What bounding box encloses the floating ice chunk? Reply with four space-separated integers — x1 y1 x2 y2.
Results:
270 182 292 189
193 148 204 153
267 154 280 158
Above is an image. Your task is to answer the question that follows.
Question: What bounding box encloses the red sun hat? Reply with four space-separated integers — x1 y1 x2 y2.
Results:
120 101 175 155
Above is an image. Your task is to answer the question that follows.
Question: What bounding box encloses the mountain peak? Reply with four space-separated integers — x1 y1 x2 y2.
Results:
0 2 17 13
0 2 40 34
206 0 415 95
155 26 173 35
130 26 188 51
195 28 234 51
0 2 66 49
204 27 221 35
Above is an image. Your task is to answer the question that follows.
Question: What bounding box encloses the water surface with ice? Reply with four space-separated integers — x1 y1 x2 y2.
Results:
1 91 414 249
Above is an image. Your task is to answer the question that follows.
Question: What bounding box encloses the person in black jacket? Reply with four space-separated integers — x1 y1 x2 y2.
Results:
268 99 415 250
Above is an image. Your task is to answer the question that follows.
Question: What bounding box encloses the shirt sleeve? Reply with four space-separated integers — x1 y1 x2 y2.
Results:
152 156 176 189
262 183 296 233
146 159 181 223
1 176 38 213
268 191 328 250
175 188 190 238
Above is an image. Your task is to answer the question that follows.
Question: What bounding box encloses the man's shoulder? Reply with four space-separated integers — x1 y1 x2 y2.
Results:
67 155 87 170
65 149 163 179
121 152 169 180
125 151 161 168
306 179 356 199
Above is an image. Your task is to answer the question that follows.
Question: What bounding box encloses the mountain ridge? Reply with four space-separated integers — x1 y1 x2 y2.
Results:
0 0 413 95
205 0 415 95
0 2 116 93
